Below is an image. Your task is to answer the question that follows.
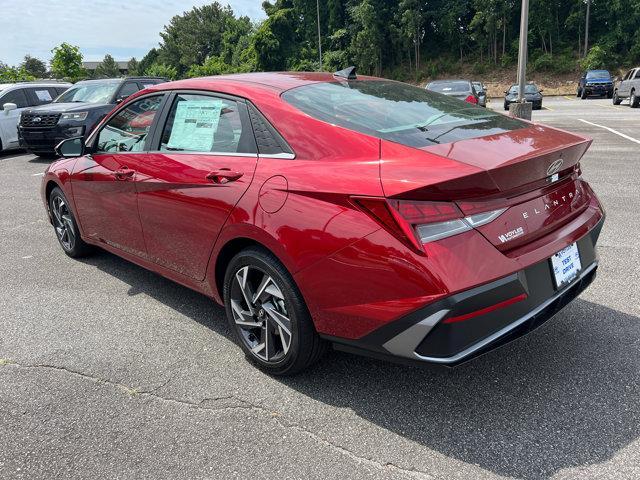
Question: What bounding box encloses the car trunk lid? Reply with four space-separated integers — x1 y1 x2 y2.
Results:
380 124 592 250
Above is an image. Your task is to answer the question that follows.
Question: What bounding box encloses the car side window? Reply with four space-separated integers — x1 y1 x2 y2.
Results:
96 95 163 153
27 87 55 106
116 82 140 102
634 70 640 80
159 94 255 154
1 88 29 108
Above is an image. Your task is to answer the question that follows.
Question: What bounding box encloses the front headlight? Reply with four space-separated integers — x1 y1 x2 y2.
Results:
61 112 88 121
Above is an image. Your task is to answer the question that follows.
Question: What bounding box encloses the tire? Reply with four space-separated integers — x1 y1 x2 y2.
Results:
630 90 639 108
504 102 509 111
613 90 622 105
49 187 94 258
607 91 614 99
576 88 581 97
581 89 587 99
223 246 327 375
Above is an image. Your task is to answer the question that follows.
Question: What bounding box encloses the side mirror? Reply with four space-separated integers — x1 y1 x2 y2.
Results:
55 137 85 158
115 96 128 104
2 102 17 113
539 89 544 93
504 91 508 94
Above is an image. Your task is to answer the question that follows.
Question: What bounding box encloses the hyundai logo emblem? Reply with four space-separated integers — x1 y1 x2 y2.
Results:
547 158 564 176
32 117 42 123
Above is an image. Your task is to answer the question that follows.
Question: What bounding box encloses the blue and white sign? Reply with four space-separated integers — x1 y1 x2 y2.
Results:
550 243 582 289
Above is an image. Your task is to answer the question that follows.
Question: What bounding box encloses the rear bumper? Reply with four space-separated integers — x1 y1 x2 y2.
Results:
19 124 85 154
326 216 603 366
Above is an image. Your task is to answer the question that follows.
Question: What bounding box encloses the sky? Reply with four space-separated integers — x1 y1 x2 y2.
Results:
0 0 266 66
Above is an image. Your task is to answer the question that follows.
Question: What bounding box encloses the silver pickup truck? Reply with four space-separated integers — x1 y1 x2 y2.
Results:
613 67 640 107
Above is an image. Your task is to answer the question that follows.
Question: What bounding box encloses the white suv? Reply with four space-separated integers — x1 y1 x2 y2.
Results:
0 82 71 152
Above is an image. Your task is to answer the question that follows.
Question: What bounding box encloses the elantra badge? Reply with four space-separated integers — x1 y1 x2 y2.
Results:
547 158 564 176
32 117 42 123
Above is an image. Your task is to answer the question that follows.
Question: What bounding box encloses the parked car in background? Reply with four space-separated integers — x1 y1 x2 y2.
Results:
472 81 487 107
0 81 70 152
577 70 614 99
613 67 640 107
19 76 166 157
43 71 604 374
504 84 543 110
425 80 480 105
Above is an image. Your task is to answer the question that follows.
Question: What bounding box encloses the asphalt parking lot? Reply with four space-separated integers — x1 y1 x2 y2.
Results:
1 96 639 480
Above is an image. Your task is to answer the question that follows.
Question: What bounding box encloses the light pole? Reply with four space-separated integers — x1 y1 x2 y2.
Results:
317 0 322 71
584 0 591 57
512 0 532 119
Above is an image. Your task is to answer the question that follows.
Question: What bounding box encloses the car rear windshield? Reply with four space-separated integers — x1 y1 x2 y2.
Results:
55 82 120 104
282 80 525 148
586 71 610 79
427 81 471 93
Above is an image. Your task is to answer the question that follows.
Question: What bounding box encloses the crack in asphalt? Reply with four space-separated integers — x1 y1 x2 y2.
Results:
1 360 435 479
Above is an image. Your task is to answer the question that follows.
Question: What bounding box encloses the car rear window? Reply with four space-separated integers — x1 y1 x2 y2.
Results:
282 80 525 148
427 81 471 93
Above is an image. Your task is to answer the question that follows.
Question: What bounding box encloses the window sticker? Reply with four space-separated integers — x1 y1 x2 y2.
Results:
166 99 222 151
35 90 52 102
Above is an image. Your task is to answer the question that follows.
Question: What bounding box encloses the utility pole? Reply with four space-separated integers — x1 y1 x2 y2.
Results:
317 0 322 71
584 0 591 57
511 0 532 119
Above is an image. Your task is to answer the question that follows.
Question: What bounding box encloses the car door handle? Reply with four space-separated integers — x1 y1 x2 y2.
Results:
114 167 135 180
206 169 243 184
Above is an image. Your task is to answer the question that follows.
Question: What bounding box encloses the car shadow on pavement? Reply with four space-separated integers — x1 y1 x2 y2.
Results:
80 250 639 479
279 298 640 479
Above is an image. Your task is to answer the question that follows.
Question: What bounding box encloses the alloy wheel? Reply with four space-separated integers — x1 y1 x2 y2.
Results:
230 265 292 363
51 196 76 251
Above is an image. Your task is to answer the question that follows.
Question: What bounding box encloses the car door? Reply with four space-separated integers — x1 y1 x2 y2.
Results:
620 70 633 97
70 93 166 257
126 91 259 280
0 88 29 148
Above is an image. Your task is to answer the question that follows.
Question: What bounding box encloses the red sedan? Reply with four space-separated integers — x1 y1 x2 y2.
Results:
42 70 604 374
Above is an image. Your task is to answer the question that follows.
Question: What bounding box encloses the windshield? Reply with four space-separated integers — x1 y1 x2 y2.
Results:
55 82 119 104
472 82 484 92
282 80 525 148
586 71 610 80
427 81 471 93
508 85 539 94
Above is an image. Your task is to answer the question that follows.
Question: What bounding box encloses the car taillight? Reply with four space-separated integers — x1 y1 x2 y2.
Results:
352 197 506 253
465 95 478 104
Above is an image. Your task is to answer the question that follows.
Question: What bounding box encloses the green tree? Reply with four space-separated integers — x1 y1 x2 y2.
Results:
253 7 298 70
157 2 242 75
95 54 121 78
144 63 178 80
21 55 48 78
127 57 140 76
0 65 35 82
50 43 85 81
349 0 384 75
138 49 159 75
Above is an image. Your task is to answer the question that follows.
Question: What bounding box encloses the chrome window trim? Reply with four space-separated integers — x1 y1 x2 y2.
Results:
148 150 257 158
258 152 295 160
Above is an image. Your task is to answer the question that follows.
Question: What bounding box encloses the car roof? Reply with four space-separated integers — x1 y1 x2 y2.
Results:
0 82 71 91
428 79 471 84
76 77 165 85
144 72 380 95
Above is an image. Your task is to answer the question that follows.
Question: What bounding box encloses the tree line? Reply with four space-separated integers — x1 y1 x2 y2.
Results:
2 0 639 84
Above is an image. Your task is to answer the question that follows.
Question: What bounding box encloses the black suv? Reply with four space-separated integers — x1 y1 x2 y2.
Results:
19 77 165 157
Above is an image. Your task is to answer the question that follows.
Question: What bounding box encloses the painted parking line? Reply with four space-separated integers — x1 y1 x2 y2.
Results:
578 119 640 145
32 172 45 176
542 105 554 111
563 96 576 100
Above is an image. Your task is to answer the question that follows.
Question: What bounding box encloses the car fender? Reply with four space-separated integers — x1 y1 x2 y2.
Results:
204 219 298 303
